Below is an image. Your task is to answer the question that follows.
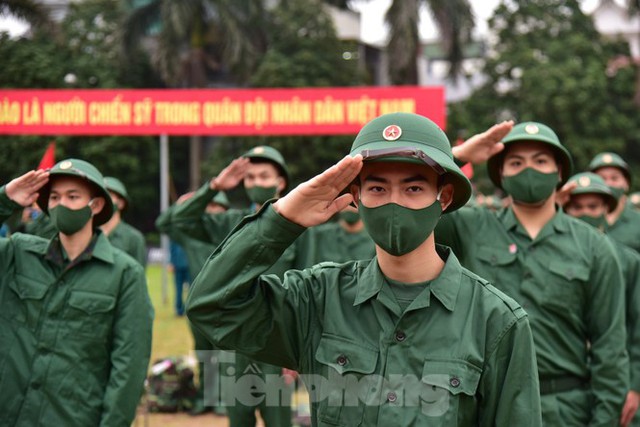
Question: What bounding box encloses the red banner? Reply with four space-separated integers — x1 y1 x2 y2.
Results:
0 87 444 136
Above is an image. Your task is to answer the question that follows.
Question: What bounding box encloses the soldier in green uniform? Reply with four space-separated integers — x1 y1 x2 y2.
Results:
0 159 153 426
589 152 640 252
165 146 314 427
23 203 58 239
156 189 231 415
561 171 640 427
100 176 147 266
436 121 628 425
186 113 542 426
307 205 375 264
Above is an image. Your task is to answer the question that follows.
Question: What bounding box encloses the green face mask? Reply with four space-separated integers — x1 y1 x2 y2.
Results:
608 186 625 201
501 168 558 204
575 214 607 231
49 201 94 235
339 211 360 225
359 197 442 256
246 186 278 205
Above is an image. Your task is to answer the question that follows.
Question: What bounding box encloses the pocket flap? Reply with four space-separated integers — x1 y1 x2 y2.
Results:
68 290 116 314
476 245 517 266
422 359 481 396
11 274 49 300
315 335 377 375
548 260 589 281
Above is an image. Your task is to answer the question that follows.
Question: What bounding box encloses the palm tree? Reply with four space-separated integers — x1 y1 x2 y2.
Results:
121 0 269 188
328 0 474 85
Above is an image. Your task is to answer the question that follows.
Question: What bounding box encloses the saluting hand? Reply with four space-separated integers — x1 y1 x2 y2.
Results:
555 181 578 207
452 120 514 165
274 155 363 228
5 170 49 207
210 157 251 191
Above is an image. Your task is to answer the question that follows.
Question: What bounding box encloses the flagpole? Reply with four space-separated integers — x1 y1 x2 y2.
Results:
160 134 169 305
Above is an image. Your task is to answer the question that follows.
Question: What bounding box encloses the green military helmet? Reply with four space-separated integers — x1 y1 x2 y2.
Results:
488 121 573 189
243 145 289 190
588 152 631 185
104 176 130 211
37 158 114 226
567 172 618 212
211 190 230 208
349 112 471 212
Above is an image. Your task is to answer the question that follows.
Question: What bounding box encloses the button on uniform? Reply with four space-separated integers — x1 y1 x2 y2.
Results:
387 392 397 403
395 331 406 342
336 355 347 366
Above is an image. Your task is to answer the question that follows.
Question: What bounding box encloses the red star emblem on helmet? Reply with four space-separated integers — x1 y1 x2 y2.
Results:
382 125 402 141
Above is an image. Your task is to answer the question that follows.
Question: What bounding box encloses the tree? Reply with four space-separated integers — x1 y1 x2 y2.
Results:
122 0 271 190
447 0 640 192
202 0 364 192
0 0 162 236
329 0 474 85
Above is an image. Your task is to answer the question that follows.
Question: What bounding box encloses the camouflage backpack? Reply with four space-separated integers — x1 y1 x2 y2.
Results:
146 356 198 412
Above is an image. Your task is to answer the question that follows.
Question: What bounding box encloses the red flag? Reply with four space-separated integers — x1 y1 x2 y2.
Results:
455 137 474 179
37 142 56 170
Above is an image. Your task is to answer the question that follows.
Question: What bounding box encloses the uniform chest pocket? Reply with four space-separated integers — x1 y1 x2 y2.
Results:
5 274 49 328
545 260 589 304
313 335 378 426
476 245 517 267
65 290 116 341
475 245 517 284
419 359 481 425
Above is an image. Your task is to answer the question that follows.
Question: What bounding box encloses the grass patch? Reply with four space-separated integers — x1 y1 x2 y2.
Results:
146 264 194 364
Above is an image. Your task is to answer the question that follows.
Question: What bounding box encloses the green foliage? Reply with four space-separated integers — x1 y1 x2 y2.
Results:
201 0 364 191
0 0 161 234
448 0 640 192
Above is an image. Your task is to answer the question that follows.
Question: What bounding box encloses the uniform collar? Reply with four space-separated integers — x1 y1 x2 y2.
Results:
354 245 461 312
501 205 569 234
41 229 114 266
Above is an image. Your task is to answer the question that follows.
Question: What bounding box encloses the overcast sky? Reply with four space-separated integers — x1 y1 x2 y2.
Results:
0 0 607 41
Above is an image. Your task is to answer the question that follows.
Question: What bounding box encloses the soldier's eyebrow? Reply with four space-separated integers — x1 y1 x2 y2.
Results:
363 174 430 183
402 175 429 183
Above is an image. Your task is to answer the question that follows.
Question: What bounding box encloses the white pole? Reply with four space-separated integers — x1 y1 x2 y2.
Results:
160 134 169 305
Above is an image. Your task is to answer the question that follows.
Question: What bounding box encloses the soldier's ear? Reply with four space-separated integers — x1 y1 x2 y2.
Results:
349 183 360 208
89 197 105 216
276 176 286 193
438 183 454 212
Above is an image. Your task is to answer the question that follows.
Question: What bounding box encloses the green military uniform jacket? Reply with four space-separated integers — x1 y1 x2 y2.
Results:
608 202 640 253
162 183 315 418
610 239 640 394
0 188 154 427
24 212 57 240
156 203 221 278
186 204 542 427
106 220 147 267
308 222 375 264
436 206 628 425
167 182 315 271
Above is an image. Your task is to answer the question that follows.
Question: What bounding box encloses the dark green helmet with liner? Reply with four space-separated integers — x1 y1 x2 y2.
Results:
349 112 471 212
487 121 573 189
104 177 130 210
37 158 114 227
589 152 631 185
567 172 618 212
243 146 289 191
